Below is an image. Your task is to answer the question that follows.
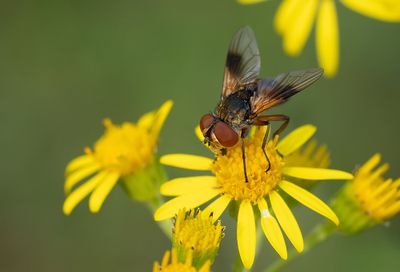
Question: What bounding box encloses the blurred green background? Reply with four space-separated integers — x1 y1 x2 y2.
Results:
0 0 399 271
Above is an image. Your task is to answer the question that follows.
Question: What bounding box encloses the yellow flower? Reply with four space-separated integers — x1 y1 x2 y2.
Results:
63 100 173 215
153 249 211 272
155 125 353 269
333 154 400 233
239 0 400 77
173 209 224 268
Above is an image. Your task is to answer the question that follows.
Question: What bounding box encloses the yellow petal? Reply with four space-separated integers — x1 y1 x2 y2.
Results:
270 191 304 252
316 0 339 78
370 181 397 210
386 201 400 217
341 0 400 22
160 154 212 171
154 188 221 221
199 261 211 272
358 153 381 173
184 250 193 266
151 100 173 139
161 250 170 266
238 0 268 5
283 0 319 56
279 180 339 225
370 179 393 199
203 195 232 222
277 124 316 156
283 166 353 180
160 176 217 196
63 171 107 215
195 125 204 142
258 198 288 259
137 111 156 131
370 163 389 179
64 164 100 194
88 171 120 213
275 0 303 34
152 262 159 272
237 201 256 269
65 155 95 175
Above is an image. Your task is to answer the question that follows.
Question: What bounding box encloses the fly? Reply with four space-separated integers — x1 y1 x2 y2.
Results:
199 26 323 182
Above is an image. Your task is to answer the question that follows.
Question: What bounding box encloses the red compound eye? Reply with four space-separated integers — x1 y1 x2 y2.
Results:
214 122 239 147
200 114 214 131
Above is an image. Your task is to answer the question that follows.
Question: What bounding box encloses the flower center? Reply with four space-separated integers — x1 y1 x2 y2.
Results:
89 119 155 176
211 129 284 203
173 210 223 257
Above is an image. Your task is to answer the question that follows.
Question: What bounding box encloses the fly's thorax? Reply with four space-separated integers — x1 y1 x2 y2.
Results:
215 92 252 128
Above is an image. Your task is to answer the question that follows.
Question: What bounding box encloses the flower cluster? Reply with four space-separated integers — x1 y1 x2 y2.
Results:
172 209 224 267
63 101 172 215
153 209 224 271
61 3 400 270
62 102 399 270
333 154 400 233
155 125 352 269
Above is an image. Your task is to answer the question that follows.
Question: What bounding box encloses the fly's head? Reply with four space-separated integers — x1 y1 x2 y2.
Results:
199 114 239 154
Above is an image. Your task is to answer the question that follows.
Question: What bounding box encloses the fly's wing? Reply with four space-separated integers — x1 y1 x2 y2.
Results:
250 68 324 116
222 26 261 99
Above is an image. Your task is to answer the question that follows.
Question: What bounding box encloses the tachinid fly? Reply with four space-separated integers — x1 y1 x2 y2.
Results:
199 26 323 182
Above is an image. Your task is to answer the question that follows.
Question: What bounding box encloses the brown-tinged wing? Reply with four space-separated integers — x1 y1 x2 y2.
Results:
250 68 323 116
222 26 261 99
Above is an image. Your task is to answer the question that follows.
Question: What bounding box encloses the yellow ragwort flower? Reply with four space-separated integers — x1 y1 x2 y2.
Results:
63 100 173 215
239 0 400 77
173 209 224 268
333 154 400 233
155 124 353 269
153 249 211 272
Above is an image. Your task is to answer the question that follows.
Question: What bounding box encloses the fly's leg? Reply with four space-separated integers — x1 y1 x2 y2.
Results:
272 116 290 139
254 114 290 171
261 122 271 172
241 136 249 183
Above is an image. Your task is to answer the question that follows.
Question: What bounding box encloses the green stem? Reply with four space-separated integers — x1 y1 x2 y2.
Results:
121 158 172 240
264 222 336 272
146 194 173 240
